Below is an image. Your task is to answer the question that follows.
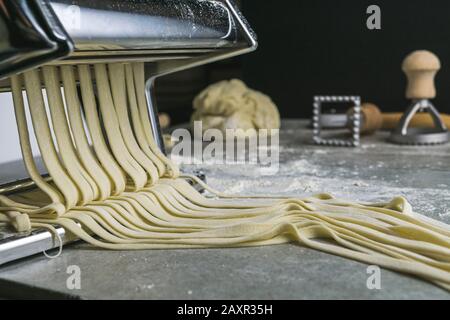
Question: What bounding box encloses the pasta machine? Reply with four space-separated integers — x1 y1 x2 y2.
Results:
0 0 257 265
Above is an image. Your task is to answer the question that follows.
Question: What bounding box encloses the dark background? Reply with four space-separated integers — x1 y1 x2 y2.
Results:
156 0 450 124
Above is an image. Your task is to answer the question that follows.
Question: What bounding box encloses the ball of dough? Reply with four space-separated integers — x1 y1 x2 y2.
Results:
191 79 280 134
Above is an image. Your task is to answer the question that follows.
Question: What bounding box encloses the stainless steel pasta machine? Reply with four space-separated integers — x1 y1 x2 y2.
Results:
0 0 257 265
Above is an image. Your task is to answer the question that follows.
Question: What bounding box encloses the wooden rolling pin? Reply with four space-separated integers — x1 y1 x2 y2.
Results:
353 103 450 134
381 112 450 130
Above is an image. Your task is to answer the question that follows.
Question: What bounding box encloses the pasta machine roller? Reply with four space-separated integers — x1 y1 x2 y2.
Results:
0 0 257 265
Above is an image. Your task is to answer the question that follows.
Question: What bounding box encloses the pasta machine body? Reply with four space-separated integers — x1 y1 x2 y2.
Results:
0 0 257 265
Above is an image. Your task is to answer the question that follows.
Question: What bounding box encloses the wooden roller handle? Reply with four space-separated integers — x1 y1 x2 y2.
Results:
347 103 383 134
359 103 383 134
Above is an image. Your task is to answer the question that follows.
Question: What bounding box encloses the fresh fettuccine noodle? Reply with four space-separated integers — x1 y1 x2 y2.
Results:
0 63 449 290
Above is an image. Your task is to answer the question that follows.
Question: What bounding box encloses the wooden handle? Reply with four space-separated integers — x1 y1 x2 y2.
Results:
360 103 383 134
402 50 441 99
348 103 383 134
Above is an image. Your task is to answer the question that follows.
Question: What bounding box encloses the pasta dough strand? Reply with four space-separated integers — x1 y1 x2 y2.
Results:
0 63 449 291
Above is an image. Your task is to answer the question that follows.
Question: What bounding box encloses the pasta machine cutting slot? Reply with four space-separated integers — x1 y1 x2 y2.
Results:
0 0 257 265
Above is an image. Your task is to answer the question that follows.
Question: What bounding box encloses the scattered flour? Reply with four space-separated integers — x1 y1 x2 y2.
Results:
285 179 319 193
353 181 369 187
